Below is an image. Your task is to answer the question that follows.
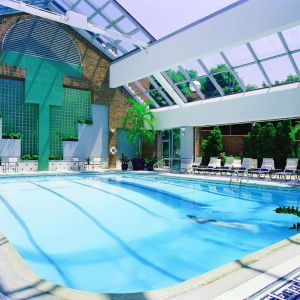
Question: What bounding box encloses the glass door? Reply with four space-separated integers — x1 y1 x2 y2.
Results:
172 128 181 170
162 130 171 167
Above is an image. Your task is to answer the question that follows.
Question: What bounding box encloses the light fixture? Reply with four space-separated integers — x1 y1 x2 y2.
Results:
189 80 201 92
110 128 116 134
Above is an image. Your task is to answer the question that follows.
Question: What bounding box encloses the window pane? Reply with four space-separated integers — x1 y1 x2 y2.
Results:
282 25 300 51
213 71 243 95
181 60 206 78
261 55 299 86
250 33 285 59
176 82 201 102
165 68 188 84
149 90 169 107
202 54 226 74
223 44 254 66
235 64 268 90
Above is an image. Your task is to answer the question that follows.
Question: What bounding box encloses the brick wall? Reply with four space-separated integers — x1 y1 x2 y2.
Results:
196 128 245 157
0 14 131 168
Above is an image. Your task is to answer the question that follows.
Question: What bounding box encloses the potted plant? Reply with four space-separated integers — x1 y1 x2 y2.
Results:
145 157 156 171
122 98 156 170
119 153 131 171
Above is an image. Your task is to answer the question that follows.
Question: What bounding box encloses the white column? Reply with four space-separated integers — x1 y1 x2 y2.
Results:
180 126 194 170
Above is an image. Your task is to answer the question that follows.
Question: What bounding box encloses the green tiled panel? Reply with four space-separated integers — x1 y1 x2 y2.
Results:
0 79 91 157
50 88 91 155
0 78 38 155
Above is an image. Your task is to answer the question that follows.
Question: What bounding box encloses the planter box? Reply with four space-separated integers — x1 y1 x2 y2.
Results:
18 161 38 172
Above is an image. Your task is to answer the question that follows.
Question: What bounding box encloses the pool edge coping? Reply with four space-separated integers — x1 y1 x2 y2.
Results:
0 230 300 300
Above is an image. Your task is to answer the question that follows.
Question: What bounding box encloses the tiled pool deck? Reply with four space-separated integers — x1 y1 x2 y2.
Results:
0 170 299 300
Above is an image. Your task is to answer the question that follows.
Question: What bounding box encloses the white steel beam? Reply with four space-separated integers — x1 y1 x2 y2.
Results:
0 0 148 49
153 73 185 107
154 85 300 130
110 0 300 87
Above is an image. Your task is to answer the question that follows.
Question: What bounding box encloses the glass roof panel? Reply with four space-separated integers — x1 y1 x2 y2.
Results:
150 75 162 88
261 55 299 86
292 52 300 71
117 41 136 52
161 88 176 105
115 18 137 34
250 33 285 60
127 82 144 94
88 0 108 8
181 61 206 78
235 64 268 90
138 78 152 90
149 90 169 107
202 54 226 73
223 44 254 66
197 77 220 98
176 82 201 103
213 71 243 95
135 93 152 104
116 0 241 39
282 25 300 51
90 14 110 27
101 3 123 21
166 68 188 84
76 0 95 16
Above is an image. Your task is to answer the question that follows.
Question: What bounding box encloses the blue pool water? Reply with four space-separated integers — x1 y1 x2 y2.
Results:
0 173 299 293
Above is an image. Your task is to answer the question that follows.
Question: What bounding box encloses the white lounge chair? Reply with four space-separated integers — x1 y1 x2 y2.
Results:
271 158 298 180
195 157 221 174
247 158 274 178
212 157 235 175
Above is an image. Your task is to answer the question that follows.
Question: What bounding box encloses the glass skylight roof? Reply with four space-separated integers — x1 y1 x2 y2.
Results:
0 1 300 110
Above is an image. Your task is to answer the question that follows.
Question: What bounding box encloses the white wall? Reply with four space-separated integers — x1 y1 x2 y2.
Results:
63 104 108 160
110 0 300 87
154 84 300 130
0 139 21 158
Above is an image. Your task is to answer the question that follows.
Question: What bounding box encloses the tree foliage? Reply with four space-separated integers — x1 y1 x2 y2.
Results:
245 121 296 168
201 127 224 164
122 98 156 158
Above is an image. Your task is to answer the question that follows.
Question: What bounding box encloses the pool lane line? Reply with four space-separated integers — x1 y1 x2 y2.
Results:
100 175 272 208
0 195 71 286
30 181 184 283
70 179 166 219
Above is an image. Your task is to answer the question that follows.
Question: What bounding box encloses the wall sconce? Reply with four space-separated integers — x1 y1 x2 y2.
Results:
110 128 116 134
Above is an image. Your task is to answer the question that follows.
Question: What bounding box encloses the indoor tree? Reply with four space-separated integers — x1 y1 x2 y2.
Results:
122 98 156 158
201 126 224 165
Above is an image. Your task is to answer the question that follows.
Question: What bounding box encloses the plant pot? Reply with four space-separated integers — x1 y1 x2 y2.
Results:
146 163 154 171
121 163 128 171
131 158 145 170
